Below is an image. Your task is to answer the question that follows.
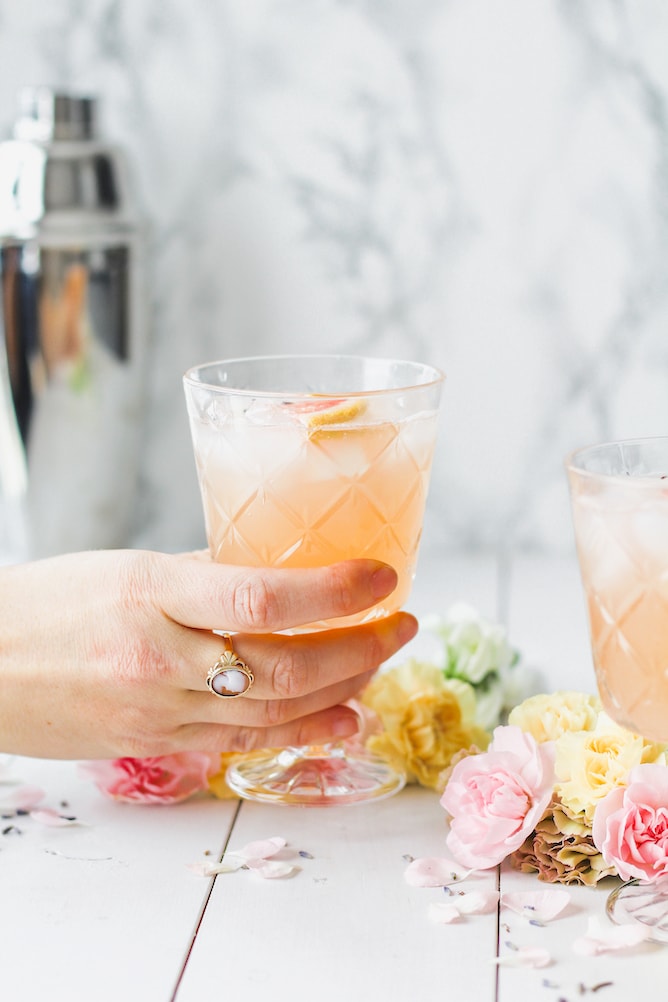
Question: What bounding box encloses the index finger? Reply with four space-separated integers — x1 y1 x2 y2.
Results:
156 554 398 633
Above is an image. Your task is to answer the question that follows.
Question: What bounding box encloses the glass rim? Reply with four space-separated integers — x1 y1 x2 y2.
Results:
566 435 668 481
183 353 445 398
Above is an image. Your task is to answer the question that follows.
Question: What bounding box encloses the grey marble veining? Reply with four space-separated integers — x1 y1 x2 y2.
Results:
1 0 667 557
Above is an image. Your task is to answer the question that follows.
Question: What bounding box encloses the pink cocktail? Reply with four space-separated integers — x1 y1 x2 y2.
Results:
184 355 443 805
568 438 668 742
568 437 668 937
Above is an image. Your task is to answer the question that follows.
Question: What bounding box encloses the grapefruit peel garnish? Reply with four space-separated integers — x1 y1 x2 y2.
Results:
285 396 366 432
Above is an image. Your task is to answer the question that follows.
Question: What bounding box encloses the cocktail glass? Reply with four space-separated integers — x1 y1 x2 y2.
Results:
183 355 444 806
567 437 668 939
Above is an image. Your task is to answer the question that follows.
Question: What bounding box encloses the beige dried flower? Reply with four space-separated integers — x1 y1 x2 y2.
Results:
510 796 617 886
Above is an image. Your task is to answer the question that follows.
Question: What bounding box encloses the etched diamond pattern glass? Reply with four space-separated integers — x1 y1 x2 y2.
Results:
568 440 668 743
568 437 668 940
192 413 430 631
184 355 443 805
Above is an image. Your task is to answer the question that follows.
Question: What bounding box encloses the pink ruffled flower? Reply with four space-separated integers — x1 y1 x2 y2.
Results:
592 763 668 882
80 753 219 805
440 725 555 869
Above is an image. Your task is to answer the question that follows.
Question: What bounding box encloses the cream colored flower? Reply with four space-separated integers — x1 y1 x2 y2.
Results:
555 713 666 822
362 660 489 791
422 604 526 730
424 604 515 684
508 691 601 744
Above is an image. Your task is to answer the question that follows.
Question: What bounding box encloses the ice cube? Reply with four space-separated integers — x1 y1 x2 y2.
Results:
631 501 668 568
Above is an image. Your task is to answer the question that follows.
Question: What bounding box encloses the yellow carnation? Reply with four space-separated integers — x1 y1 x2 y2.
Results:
361 660 489 791
555 713 666 822
207 753 244 800
508 691 601 743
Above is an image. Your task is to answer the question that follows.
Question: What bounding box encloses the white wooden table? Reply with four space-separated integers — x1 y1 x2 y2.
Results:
1 553 665 1002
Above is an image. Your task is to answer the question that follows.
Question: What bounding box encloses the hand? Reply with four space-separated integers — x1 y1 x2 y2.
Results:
0 549 417 759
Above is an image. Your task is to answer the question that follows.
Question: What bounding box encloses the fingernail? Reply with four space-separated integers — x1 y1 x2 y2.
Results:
370 564 398 600
398 614 419 646
331 711 361 739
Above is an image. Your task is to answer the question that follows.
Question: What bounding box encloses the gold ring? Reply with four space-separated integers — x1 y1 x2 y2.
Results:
206 633 255 699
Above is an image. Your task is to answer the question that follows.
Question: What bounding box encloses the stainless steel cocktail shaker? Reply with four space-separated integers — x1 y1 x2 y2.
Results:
0 88 146 560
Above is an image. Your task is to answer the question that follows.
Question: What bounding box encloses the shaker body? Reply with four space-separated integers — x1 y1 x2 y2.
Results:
0 90 146 559
1 234 145 556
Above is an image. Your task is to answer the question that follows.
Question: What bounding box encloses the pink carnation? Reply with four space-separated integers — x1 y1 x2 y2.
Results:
440 725 555 869
592 763 668 883
80 753 220 805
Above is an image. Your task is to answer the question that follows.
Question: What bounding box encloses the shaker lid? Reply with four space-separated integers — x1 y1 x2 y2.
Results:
0 88 138 235
14 88 97 142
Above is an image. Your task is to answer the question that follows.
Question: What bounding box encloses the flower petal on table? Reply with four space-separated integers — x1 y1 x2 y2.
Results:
186 839 294 878
186 858 246 876
404 857 472 887
572 916 650 955
0 785 45 811
494 947 552 969
456 890 500 914
429 890 499 923
245 858 299 879
428 903 463 924
30 808 81 827
234 837 287 860
501 889 570 923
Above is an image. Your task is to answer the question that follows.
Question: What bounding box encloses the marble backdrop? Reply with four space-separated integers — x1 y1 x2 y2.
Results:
1 0 668 555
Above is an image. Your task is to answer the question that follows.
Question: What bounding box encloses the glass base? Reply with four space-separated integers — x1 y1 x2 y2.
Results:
225 744 405 807
607 879 668 943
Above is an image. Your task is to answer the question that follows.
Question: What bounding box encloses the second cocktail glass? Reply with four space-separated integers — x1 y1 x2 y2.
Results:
567 437 668 743
567 437 668 938
184 355 443 806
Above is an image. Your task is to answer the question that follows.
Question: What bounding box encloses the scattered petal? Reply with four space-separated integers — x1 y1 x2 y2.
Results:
187 837 294 878
30 809 81 827
186 858 245 876
234 837 287 861
501 889 570 924
456 890 500 915
573 917 650 956
428 890 499 924
494 946 552 969
428 902 463 924
245 858 298 879
404 857 472 887
0 785 45 811
299 850 314 859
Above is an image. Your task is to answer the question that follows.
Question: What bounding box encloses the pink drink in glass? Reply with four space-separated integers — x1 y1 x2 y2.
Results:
184 355 443 805
568 438 668 742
